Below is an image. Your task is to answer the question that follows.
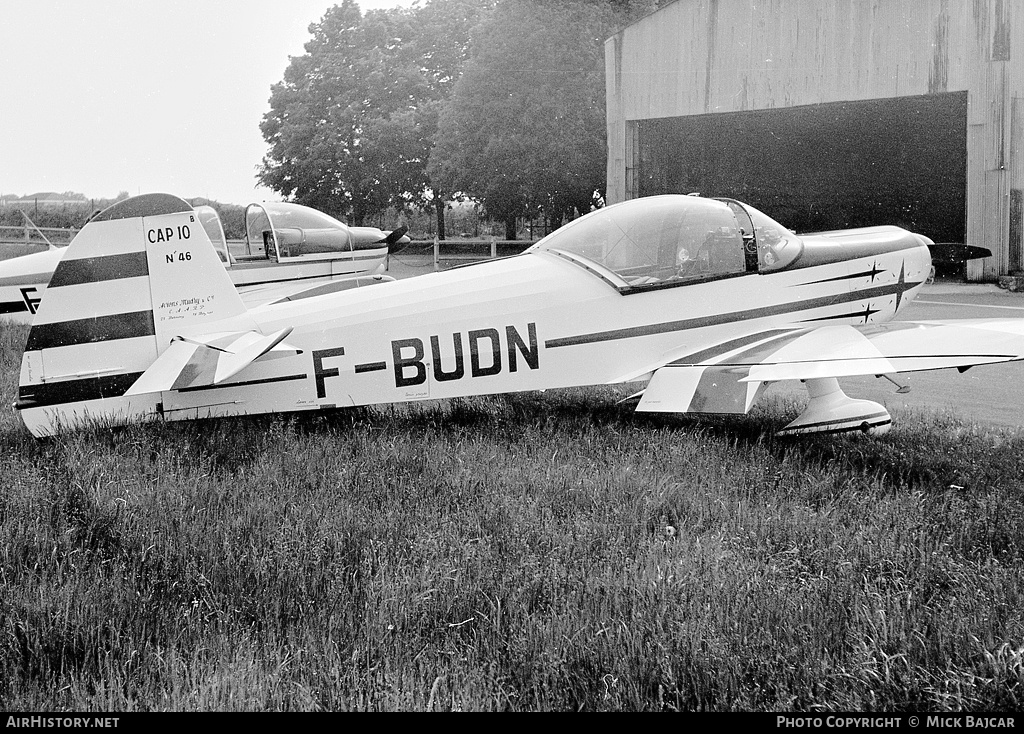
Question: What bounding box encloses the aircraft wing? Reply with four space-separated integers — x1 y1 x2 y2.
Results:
634 320 1024 414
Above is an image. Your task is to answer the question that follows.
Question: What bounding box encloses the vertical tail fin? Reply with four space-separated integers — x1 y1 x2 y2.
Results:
17 193 252 436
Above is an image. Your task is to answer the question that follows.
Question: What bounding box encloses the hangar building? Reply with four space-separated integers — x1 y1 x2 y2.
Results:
605 0 1023 280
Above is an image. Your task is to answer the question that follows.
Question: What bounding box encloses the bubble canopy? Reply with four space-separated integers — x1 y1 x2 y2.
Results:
528 195 802 290
244 202 355 260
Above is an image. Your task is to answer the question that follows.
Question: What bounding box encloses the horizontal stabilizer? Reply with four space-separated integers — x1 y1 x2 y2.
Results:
125 328 298 396
123 340 199 396
214 327 295 383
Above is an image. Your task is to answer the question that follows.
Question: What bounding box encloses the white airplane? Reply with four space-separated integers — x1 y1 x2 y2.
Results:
14 192 1023 439
0 201 408 322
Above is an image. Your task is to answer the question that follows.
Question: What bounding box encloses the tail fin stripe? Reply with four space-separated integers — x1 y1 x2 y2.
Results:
49 252 149 288
16 372 146 410
25 311 155 351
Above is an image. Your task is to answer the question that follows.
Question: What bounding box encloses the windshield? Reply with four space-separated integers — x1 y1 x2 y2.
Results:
724 200 803 271
530 195 750 288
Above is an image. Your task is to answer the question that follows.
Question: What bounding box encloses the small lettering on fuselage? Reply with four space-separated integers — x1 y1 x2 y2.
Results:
310 322 540 398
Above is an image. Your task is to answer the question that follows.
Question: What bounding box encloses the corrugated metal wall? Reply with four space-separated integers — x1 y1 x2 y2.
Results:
606 0 1023 280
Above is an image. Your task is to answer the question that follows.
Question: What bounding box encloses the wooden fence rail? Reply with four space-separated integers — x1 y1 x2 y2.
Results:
1 230 536 271
0 224 80 247
402 238 534 270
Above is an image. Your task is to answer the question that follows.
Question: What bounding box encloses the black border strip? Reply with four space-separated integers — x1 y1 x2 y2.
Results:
176 373 308 393
17 372 310 410
16 372 145 409
234 271 369 288
0 300 29 315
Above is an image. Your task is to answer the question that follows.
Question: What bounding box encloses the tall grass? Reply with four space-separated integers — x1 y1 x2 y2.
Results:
1 321 1023 710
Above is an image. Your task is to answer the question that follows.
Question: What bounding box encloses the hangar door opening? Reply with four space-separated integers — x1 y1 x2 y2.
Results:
635 92 968 246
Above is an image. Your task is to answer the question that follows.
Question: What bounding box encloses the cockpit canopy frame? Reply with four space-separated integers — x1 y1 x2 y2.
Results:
243 202 357 263
527 194 802 293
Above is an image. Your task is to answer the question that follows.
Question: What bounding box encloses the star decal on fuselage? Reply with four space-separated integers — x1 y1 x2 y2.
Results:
802 302 881 324
800 260 918 325
800 260 887 285
862 261 885 282
891 262 911 312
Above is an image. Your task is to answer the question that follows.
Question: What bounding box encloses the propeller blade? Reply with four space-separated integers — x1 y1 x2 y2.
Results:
383 226 410 254
928 243 992 263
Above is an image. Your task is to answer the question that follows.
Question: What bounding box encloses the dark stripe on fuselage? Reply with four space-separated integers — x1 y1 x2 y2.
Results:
670 328 801 366
544 279 921 349
16 371 310 411
0 300 29 314
16 372 145 410
25 310 155 351
232 270 368 288
0 272 54 288
48 252 149 288
176 373 308 393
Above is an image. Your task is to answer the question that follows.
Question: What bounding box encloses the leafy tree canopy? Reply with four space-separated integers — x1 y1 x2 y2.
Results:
428 0 655 237
259 0 654 233
258 0 490 226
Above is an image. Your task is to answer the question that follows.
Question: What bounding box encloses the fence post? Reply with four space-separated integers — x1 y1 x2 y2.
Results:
490 238 497 259
433 235 439 271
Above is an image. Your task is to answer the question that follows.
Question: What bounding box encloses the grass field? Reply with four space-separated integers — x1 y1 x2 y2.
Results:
1 319 1023 711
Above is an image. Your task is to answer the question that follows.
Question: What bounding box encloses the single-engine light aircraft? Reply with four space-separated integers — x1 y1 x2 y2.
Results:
15 192 1022 439
0 201 408 322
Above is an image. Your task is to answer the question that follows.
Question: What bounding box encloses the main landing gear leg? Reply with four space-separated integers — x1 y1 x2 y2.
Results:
777 377 892 436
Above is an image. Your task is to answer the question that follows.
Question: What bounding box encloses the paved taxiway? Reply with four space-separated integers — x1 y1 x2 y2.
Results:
827 282 1024 429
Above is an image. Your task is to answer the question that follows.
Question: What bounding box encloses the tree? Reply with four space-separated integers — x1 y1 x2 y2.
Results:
259 1 396 223
428 0 655 239
258 0 491 231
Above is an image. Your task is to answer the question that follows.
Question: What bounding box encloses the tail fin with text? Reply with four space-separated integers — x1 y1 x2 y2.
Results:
16 193 255 436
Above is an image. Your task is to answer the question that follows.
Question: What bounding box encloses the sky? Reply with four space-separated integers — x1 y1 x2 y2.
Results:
0 0 420 205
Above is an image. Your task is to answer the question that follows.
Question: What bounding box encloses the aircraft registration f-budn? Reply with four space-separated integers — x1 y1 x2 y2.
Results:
14 192 1023 439
0 201 407 322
